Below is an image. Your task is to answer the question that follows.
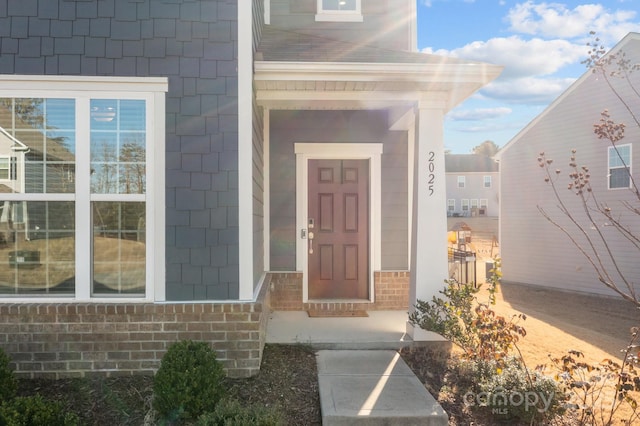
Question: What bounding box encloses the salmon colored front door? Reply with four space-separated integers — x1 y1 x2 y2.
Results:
308 159 369 299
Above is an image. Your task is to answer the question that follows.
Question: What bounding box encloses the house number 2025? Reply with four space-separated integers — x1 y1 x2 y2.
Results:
428 151 435 196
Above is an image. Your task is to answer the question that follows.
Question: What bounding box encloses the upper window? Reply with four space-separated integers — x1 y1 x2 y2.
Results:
608 144 632 189
316 0 363 22
457 176 465 188
0 76 167 301
484 175 492 188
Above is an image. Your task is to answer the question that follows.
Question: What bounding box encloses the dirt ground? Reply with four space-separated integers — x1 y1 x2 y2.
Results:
451 216 638 366
441 217 640 423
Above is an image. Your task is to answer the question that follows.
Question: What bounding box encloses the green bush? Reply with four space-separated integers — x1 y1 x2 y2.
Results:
0 395 79 426
197 399 283 426
153 340 226 423
457 357 565 424
0 349 17 403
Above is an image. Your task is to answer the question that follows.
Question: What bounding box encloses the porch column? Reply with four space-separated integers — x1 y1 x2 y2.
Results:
407 96 449 340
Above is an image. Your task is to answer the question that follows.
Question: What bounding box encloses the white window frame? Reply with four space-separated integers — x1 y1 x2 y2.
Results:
0 156 9 180
461 199 469 211
315 0 363 22
479 199 488 209
447 199 455 212
608 144 632 190
0 75 167 302
484 175 492 188
457 175 465 188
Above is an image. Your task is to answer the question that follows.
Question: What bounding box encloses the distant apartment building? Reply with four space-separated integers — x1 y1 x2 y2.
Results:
445 154 499 217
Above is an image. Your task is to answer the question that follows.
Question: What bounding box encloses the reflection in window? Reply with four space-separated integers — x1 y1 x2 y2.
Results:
0 157 8 179
322 0 357 11
0 201 75 295
0 98 76 194
92 202 145 296
91 100 146 195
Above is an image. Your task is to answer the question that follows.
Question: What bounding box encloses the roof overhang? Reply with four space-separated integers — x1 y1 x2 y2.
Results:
254 60 503 112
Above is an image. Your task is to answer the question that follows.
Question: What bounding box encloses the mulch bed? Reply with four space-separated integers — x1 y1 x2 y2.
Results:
15 344 320 426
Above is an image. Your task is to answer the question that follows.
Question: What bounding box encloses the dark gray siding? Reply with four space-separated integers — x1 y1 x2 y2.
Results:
270 0 413 51
270 110 408 271
0 0 241 301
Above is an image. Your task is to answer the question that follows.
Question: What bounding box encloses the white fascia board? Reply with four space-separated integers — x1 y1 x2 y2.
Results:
254 61 503 85
0 75 168 93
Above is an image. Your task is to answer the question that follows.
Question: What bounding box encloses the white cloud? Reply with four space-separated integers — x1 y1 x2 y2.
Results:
506 1 640 43
423 36 585 79
464 36 582 78
482 76 577 104
447 107 513 121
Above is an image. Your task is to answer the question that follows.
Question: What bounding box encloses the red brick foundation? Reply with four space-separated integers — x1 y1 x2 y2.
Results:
0 277 271 379
268 271 409 311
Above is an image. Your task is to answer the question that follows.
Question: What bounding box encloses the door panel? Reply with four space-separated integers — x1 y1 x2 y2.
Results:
308 159 369 299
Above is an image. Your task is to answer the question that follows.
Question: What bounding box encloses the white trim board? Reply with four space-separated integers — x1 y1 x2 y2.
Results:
294 143 383 303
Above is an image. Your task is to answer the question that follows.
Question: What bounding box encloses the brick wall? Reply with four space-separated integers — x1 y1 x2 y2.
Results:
269 271 409 311
0 279 270 379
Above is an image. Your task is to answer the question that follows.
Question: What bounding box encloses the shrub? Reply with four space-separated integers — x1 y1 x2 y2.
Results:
458 357 565 424
0 349 17 403
550 345 640 425
409 258 526 363
153 340 226 423
196 399 283 426
0 395 79 426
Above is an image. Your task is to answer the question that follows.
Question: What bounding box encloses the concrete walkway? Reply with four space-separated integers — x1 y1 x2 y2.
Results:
266 311 450 425
266 310 447 350
317 350 448 425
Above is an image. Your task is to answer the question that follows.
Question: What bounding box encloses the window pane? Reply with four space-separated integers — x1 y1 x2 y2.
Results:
92 202 145 296
322 0 356 10
609 145 630 168
610 167 630 189
1 98 75 194
0 158 8 180
0 201 75 295
91 100 146 194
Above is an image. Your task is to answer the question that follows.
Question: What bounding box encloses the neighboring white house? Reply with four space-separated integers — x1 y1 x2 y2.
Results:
445 154 499 218
497 32 640 297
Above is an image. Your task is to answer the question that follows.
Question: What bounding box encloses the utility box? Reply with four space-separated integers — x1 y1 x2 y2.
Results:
8 250 40 267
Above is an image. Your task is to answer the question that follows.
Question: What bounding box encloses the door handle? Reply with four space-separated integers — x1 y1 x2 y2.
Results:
308 231 314 254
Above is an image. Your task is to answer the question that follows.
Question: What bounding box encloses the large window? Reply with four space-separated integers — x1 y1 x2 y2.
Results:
0 77 166 300
316 0 362 22
608 144 632 189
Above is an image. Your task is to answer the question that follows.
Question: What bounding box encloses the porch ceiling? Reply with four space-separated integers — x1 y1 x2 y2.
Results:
254 27 503 112
254 61 502 111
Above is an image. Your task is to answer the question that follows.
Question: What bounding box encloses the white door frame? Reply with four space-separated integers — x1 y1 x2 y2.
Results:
294 143 383 302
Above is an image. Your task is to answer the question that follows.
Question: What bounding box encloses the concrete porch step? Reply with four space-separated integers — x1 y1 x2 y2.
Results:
317 350 448 425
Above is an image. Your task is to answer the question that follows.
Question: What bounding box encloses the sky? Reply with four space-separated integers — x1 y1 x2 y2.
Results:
416 0 640 154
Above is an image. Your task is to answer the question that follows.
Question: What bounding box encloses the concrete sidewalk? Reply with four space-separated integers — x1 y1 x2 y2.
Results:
317 350 448 425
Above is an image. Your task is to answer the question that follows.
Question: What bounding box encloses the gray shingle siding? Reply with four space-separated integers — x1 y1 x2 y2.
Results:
0 0 241 301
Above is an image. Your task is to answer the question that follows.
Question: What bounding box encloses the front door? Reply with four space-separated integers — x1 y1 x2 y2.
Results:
308 159 369 299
